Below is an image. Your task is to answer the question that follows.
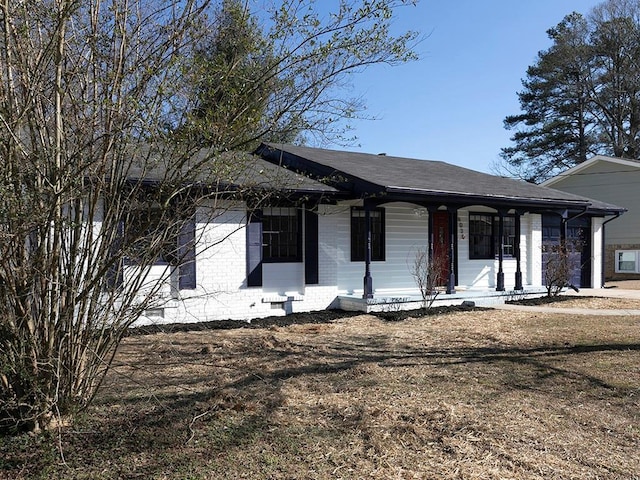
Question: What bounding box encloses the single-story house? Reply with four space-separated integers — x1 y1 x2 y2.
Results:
542 155 636 280
131 144 625 324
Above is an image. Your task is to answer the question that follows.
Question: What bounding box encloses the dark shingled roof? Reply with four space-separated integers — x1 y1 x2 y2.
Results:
192 150 339 194
257 143 625 214
128 147 338 195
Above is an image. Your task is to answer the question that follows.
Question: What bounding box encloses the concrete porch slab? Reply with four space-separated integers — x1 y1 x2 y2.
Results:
337 287 549 313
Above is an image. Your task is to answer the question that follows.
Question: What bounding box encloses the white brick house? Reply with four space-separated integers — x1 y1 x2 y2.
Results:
128 144 624 324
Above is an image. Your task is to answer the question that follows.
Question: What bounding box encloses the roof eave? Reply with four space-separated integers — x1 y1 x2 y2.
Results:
383 186 593 209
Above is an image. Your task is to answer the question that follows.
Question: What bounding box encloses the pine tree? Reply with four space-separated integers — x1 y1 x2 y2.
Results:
500 0 640 182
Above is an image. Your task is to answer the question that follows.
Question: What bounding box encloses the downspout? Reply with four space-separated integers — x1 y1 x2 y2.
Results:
566 206 588 224
601 212 622 287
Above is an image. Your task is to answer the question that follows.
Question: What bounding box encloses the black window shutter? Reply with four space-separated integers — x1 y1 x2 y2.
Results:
178 215 196 289
305 209 319 284
246 209 263 287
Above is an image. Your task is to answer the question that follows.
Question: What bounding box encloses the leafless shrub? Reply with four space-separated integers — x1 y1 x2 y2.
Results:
543 238 583 296
409 247 448 311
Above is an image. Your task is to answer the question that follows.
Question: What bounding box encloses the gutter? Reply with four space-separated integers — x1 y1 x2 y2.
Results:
384 186 592 210
566 206 588 223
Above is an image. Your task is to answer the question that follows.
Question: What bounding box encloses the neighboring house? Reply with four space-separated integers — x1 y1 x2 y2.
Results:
542 155 634 281
131 144 624 324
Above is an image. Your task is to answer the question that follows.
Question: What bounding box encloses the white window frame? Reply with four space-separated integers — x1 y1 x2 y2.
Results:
615 250 640 273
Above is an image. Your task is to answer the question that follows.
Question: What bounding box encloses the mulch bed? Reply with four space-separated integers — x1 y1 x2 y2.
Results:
127 304 491 336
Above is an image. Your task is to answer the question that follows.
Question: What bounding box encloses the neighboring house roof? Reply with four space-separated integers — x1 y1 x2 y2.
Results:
542 155 640 187
256 143 625 214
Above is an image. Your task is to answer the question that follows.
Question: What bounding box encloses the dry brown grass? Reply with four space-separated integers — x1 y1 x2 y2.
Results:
548 296 640 310
1 307 639 479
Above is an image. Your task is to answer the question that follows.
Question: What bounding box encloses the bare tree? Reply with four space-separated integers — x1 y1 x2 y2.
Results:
0 0 220 434
0 0 419 433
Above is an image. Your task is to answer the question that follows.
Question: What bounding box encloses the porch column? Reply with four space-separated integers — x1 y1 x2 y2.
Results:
427 206 436 286
514 211 523 290
496 210 505 291
362 200 374 299
446 209 456 294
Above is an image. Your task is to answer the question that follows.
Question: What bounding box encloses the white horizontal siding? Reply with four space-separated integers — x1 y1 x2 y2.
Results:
133 201 550 325
333 202 429 294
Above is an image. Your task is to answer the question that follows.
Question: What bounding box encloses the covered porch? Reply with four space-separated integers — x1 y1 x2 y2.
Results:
256 143 626 319
354 195 599 303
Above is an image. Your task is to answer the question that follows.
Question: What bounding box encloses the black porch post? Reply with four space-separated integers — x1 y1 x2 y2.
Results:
514 212 523 290
363 200 373 299
427 206 435 275
496 211 505 291
446 209 456 294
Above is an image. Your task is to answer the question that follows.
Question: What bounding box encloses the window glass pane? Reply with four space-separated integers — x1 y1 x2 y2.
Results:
494 216 516 257
125 201 177 265
469 214 493 259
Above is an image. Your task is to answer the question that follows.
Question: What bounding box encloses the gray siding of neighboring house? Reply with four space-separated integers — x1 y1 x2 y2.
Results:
547 160 640 278
548 161 638 244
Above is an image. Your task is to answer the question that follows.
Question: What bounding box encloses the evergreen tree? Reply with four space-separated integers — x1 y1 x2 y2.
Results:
500 0 640 182
181 0 280 150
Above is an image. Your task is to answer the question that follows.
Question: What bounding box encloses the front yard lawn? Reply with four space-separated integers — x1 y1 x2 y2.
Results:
2 308 639 479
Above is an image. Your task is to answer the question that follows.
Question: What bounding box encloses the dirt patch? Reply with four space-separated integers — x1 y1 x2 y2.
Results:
127 304 488 335
127 309 362 336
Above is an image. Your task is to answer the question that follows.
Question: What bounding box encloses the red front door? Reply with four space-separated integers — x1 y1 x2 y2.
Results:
432 212 450 286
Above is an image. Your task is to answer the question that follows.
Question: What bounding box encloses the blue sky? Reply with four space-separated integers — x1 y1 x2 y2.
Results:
339 0 603 173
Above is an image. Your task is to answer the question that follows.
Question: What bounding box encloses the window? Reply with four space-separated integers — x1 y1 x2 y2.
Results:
262 207 302 262
124 202 179 266
469 214 493 259
351 207 385 261
469 213 516 260
616 250 639 273
496 216 516 257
